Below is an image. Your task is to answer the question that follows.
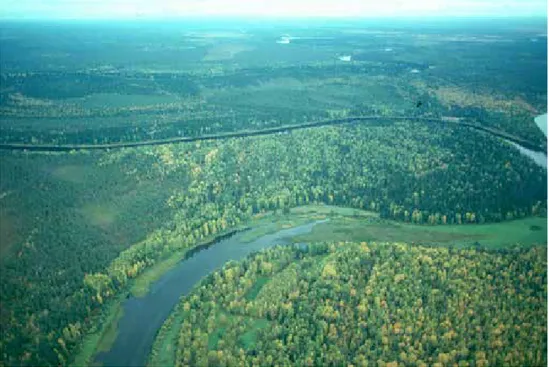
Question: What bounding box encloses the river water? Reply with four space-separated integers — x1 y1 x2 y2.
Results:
514 113 547 169
91 126 547 367
509 141 547 169
535 113 547 137
94 219 327 367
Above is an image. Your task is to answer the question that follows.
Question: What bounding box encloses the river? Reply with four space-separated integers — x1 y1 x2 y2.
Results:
515 113 547 169
90 123 547 367
508 140 547 169
94 219 327 367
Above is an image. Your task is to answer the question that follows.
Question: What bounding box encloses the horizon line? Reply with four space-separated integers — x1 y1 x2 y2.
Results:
0 14 547 21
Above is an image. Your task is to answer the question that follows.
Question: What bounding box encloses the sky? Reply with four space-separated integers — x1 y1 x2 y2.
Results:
0 0 547 20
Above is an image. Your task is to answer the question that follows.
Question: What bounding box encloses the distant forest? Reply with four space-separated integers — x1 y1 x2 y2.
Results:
0 20 546 367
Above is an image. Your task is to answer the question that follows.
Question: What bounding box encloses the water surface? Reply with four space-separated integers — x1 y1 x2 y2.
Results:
509 141 547 169
535 113 547 137
94 219 327 367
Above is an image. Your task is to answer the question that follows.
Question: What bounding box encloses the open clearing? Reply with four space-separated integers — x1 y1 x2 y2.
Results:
80 204 118 228
289 205 547 249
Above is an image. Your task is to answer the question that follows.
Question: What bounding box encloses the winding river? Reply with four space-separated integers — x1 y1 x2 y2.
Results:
91 136 547 367
87 114 547 367
94 219 327 367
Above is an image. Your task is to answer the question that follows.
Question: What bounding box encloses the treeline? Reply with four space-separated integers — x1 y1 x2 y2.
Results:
0 121 546 366
0 72 200 101
165 242 547 367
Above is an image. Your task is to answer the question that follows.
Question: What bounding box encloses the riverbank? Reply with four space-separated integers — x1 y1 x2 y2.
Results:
72 293 127 367
129 227 250 298
148 205 547 367
70 226 251 366
75 204 547 366
73 213 327 366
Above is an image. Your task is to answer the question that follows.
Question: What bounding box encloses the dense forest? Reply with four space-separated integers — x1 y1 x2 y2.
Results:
1 120 546 366
0 20 547 367
154 242 547 367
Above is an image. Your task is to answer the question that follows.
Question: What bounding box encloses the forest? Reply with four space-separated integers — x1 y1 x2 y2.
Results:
1 20 547 146
1 120 546 366
151 242 547 367
0 19 547 367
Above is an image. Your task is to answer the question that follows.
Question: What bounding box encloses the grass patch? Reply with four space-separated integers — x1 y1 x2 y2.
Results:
244 277 270 301
294 215 547 249
404 217 547 248
207 311 235 350
291 204 378 218
238 319 270 350
203 44 254 61
237 204 363 243
130 250 187 297
51 165 90 184
71 294 125 367
80 204 118 228
238 215 314 243
95 306 124 353
208 327 227 350
147 308 190 367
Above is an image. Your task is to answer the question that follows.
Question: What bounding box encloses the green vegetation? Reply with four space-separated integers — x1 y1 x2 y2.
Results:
294 209 547 249
0 20 547 367
238 319 270 350
71 295 126 367
244 277 270 301
148 305 190 367
208 327 227 351
238 213 317 242
129 250 188 298
80 203 118 228
94 307 123 354
2 21 546 146
168 242 547 367
2 119 547 366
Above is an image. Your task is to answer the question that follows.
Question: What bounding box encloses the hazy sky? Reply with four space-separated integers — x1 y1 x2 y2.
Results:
1 0 547 19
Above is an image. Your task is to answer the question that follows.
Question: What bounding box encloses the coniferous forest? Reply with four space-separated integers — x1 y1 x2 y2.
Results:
0 17 547 367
